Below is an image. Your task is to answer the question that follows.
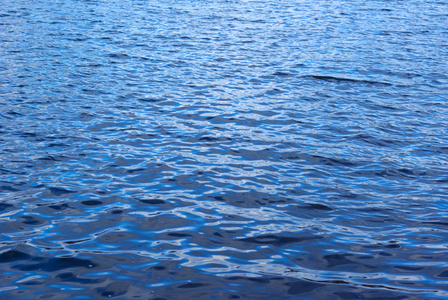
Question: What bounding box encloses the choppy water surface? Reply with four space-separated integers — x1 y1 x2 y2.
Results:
1 0 448 298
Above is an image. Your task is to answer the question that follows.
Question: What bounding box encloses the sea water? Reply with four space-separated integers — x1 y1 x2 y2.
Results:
0 0 447 299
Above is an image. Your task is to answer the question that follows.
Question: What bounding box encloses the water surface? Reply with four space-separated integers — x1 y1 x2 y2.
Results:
1 0 448 299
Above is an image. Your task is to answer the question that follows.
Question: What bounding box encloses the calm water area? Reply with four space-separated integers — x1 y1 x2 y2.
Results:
1 0 448 299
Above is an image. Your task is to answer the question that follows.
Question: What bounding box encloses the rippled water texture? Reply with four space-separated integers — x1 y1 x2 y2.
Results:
1 0 448 299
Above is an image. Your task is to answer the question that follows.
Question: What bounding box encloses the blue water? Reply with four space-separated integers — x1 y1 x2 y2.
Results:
1 0 448 299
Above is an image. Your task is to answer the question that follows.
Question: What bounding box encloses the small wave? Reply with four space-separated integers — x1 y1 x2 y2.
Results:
306 75 393 86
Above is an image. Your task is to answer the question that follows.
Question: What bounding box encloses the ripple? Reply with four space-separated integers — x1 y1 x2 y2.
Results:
1 0 448 298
